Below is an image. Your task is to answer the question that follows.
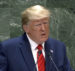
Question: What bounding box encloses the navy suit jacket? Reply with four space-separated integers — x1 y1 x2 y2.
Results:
0 33 73 71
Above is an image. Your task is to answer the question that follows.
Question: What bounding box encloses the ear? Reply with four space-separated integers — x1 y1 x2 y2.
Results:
23 25 29 33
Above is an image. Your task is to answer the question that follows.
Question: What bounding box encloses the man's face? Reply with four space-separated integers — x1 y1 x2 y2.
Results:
23 17 50 44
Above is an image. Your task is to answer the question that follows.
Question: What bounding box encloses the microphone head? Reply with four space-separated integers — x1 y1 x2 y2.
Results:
38 50 42 56
45 49 53 57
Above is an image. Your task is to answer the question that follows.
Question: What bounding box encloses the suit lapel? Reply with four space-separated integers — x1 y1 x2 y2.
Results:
45 41 51 71
19 33 36 71
45 40 55 71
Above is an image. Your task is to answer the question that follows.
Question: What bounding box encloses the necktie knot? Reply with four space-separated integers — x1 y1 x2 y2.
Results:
37 44 43 50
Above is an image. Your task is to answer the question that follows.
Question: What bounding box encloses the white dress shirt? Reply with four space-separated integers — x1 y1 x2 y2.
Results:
26 34 45 71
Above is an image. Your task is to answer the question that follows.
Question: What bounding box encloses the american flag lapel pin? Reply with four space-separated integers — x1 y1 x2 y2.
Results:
50 49 53 54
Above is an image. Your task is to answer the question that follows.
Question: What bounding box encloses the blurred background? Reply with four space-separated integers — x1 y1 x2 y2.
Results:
0 0 75 70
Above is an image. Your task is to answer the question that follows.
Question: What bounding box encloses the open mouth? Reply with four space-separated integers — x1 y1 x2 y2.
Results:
41 33 46 36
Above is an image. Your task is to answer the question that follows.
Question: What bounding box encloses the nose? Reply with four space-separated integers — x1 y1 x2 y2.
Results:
41 24 45 31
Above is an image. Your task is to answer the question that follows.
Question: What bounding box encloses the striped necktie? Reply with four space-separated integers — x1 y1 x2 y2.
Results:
37 44 45 71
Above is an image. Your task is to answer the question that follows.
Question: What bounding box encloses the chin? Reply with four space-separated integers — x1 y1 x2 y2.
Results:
40 38 48 43
37 37 48 44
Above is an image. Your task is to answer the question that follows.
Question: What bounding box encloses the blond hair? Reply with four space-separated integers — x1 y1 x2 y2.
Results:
21 5 50 25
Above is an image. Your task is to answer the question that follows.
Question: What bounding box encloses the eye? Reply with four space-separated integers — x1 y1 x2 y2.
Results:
35 23 41 26
43 22 48 24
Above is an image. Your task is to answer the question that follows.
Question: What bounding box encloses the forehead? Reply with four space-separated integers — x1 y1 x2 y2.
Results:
31 17 49 23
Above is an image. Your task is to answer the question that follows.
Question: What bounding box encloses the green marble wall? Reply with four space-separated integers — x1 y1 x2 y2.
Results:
0 0 75 69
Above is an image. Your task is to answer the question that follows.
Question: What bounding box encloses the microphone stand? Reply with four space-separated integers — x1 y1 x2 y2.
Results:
46 50 60 71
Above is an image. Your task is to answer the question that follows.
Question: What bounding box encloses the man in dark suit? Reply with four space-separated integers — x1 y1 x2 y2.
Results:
0 5 73 71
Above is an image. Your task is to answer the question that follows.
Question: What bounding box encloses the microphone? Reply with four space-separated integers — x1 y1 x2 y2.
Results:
46 49 60 71
38 50 42 57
